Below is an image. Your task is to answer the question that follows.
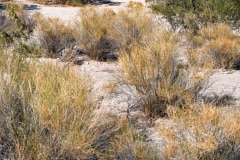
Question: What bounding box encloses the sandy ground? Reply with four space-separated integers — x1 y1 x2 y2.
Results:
16 0 146 22
200 70 240 105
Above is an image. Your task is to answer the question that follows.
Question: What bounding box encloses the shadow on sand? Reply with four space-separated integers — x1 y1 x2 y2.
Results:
23 4 41 10
90 0 122 5
0 3 41 11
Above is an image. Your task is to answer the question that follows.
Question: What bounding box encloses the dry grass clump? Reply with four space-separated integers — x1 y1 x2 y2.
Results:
0 48 156 159
116 2 154 49
119 31 200 117
158 105 240 160
74 3 154 60
103 81 118 94
74 8 118 60
191 23 240 69
0 49 94 158
34 13 75 58
109 118 158 160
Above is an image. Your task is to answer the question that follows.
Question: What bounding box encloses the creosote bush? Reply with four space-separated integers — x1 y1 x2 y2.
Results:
149 0 240 33
0 3 36 46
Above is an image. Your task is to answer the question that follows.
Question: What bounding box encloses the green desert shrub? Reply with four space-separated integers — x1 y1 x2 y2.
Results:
149 0 240 33
0 3 35 46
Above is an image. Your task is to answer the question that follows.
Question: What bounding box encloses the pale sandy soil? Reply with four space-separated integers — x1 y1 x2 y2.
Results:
16 0 146 22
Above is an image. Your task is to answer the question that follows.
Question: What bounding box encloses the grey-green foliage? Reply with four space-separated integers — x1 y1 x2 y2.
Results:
0 3 38 56
0 4 34 44
150 0 240 32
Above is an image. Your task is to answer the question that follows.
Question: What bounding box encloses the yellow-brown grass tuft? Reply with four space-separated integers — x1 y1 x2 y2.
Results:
191 23 240 69
157 105 240 159
34 13 75 58
119 31 200 117
73 4 153 60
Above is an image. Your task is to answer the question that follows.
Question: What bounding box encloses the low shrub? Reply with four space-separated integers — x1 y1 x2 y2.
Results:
31 0 87 5
74 8 118 60
115 2 154 49
149 0 240 33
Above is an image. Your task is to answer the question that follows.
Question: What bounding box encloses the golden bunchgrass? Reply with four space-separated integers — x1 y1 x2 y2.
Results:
73 4 153 60
157 105 240 159
34 13 75 58
191 23 240 69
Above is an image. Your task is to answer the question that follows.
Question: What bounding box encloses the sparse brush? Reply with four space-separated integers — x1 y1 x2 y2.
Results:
0 3 36 46
0 48 94 158
115 2 154 49
149 0 240 32
116 120 159 159
74 8 118 60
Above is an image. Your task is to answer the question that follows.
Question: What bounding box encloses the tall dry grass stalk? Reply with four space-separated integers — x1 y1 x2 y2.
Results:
119 31 200 117
0 48 96 158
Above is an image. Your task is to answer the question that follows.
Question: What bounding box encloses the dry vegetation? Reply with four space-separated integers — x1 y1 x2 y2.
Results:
0 3 35 44
119 31 198 117
190 23 240 69
0 1 240 159
73 2 153 60
158 105 240 159
34 13 75 58
0 49 156 159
